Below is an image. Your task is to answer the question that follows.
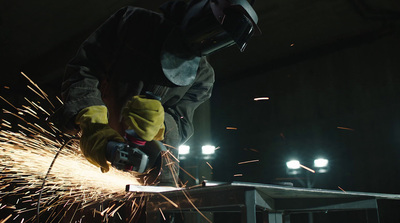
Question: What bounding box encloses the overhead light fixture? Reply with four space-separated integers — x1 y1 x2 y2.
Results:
286 160 301 169
178 145 190 155
202 145 216 155
314 158 329 168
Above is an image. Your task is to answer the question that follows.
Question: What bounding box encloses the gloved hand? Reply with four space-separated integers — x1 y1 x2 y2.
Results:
75 105 124 173
122 95 165 142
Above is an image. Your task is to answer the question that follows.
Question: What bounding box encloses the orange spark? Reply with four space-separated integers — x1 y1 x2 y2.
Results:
116 212 122 220
100 206 110 216
1 122 11 128
159 208 166 221
157 193 178 208
188 184 203 189
244 148 258 152
164 149 179 163
21 72 55 109
299 164 315 173
337 127 355 131
206 162 213 169
249 148 259 153
253 97 270 101
338 186 346 193
226 127 237 130
0 95 19 111
163 143 177 150
234 174 243 177
56 96 64 105
1 71 147 223
27 85 45 100
30 101 50 116
238 159 259 165
179 166 197 181
0 214 12 223
181 190 212 223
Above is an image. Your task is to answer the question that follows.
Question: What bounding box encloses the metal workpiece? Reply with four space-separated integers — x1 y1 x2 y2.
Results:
145 185 268 212
131 182 400 223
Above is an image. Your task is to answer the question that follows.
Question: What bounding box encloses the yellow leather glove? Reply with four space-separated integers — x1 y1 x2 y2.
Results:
75 106 124 173
122 95 165 141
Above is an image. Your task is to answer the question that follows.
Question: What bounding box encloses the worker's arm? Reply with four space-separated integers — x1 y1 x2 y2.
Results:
60 8 124 133
164 57 215 146
60 7 156 133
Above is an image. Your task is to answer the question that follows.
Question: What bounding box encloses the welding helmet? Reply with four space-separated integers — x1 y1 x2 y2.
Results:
181 0 261 56
160 0 261 86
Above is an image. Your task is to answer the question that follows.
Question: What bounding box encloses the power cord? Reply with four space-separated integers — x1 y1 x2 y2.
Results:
36 136 78 223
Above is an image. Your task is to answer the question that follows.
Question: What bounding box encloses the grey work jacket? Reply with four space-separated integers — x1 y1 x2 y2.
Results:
61 6 215 147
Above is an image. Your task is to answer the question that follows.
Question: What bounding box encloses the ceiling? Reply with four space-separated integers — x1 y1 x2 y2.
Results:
1 0 399 88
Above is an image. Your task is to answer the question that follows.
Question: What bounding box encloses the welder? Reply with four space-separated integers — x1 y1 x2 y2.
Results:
59 0 261 187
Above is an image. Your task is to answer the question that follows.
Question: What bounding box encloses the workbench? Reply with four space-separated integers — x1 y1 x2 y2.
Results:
126 182 400 223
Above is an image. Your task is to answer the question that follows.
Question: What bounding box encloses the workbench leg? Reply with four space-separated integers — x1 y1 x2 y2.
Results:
241 190 257 223
284 214 291 223
268 212 287 223
365 209 380 223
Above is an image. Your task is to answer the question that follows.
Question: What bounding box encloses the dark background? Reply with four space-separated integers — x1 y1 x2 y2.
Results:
1 0 400 222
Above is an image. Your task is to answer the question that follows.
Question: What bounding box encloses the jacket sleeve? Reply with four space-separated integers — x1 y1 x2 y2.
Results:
164 57 215 146
60 7 134 132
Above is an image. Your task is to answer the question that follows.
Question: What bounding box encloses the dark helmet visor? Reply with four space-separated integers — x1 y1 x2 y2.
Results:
181 0 261 56
221 6 255 52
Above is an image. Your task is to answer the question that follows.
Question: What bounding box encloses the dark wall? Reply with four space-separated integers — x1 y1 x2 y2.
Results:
210 32 400 194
